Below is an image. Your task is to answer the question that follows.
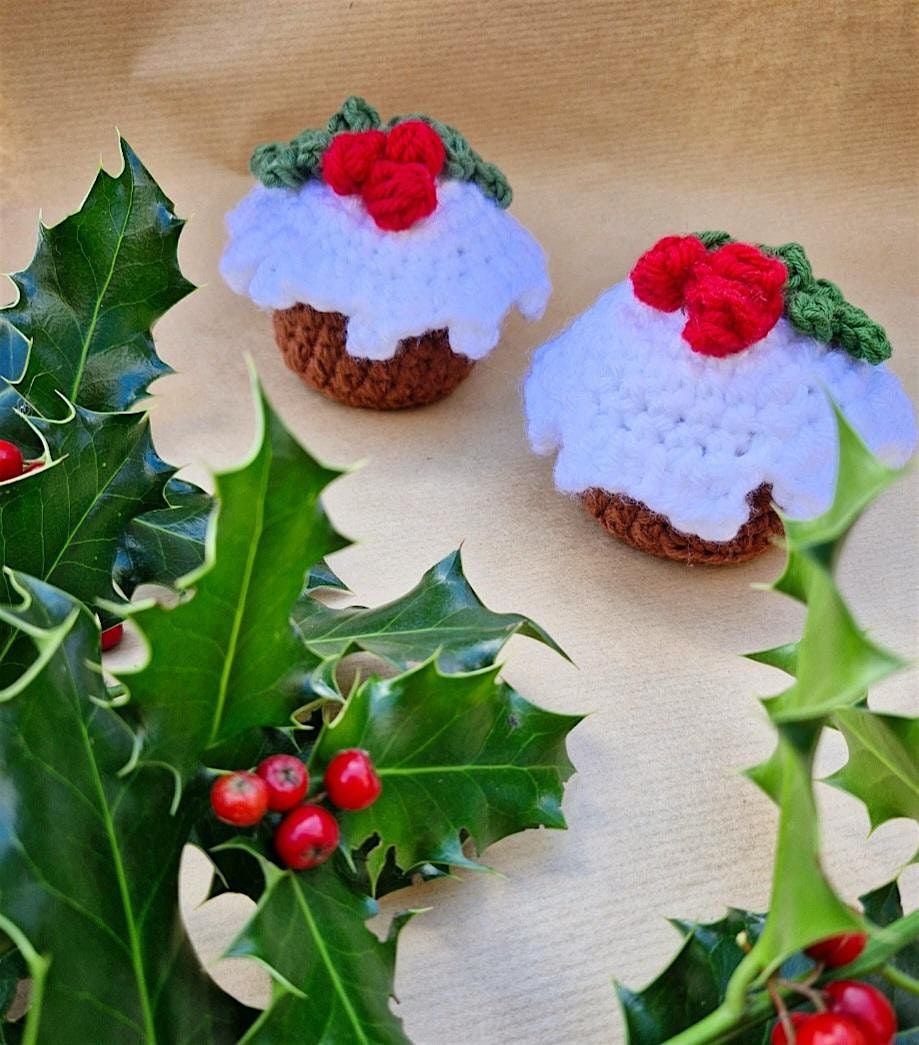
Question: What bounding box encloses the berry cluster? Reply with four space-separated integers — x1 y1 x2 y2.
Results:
769 933 898 1045
630 235 788 357
209 749 382 870
0 439 42 481
320 121 446 232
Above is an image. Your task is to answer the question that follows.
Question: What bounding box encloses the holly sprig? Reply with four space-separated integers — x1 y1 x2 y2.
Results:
249 94 513 208
0 141 580 1041
616 407 918 1044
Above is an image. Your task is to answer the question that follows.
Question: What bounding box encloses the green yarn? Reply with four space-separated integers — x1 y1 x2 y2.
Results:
693 231 892 364
326 96 381 133
248 95 512 209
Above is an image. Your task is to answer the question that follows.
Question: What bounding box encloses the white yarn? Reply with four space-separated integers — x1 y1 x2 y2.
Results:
524 281 917 542
220 179 551 361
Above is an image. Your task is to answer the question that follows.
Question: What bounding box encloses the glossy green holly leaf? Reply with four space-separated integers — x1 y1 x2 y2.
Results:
294 548 566 673
113 371 347 772
826 709 919 843
113 478 214 597
616 911 770 1045
0 322 39 456
310 657 582 890
0 404 173 671
0 137 193 426
114 477 344 601
745 726 864 978
222 843 415 1044
759 406 904 724
859 880 919 1030
0 572 253 1042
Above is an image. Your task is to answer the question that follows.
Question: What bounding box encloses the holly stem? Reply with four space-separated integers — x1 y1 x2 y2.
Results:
881 963 919 996
767 977 795 1044
776 978 825 1012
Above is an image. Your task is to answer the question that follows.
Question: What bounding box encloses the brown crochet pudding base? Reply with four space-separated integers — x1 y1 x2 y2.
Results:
273 304 475 410
580 484 783 565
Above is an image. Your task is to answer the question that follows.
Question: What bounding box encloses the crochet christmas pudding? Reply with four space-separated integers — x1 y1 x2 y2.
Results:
524 233 916 564
220 96 550 409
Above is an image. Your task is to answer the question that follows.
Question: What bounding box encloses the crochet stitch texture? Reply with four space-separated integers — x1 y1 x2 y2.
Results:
524 281 916 542
220 178 550 361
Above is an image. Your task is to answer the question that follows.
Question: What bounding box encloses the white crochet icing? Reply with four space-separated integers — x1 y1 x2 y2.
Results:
220 179 551 361
524 281 917 542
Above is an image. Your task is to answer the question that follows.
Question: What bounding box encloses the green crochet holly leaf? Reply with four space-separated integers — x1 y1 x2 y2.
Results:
0 404 173 671
753 405 905 724
615 911 771 1045
293 548 566 674
222 843 415 1044
0 138 193 425
0 573 253 1043
112 371 347 772
826 708 919 845
694 233 892 363
309 658 582 890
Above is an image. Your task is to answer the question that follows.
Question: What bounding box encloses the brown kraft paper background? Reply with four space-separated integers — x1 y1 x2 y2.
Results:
1 2 916 1042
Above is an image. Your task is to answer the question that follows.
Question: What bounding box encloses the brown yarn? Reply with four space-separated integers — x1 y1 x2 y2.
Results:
273 303 474 409
580 484 783 565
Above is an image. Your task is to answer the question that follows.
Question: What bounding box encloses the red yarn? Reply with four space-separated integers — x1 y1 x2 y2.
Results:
362 160 437 231
630 235 708 312
631 236 788 356
321 130 386 195
384 121 446 177
683 244 787 356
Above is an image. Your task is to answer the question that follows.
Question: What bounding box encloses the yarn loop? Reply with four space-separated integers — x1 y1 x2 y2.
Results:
321 130 387 196
362 161 438 232
694 232 892 364
384 121 446 176
250 97 512 211
631 236 787 356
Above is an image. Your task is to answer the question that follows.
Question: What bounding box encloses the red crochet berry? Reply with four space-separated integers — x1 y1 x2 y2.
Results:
682 243 787 357
210 772 269 827
256 754 309 812
795 1013 868 1045
321 129 387 195
0 440 24 481
825 981 897 1043
324 749 382 811
100 622 124 652
362 160 437 232
630 235 708 312
805 932 868 968
384 120 446 177
274 804 340 870
771 1013 809 1045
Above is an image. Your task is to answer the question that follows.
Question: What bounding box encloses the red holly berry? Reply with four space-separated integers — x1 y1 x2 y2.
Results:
100 622 124 652
210 772 269 827
795 1013 868 1045
630 235 708 312
805 932 868 968
256 754 309 812
274 804 340 870
361 160 437 232
771 1013 809 1045
0 440 24 481
825 981 897 1043
324 749 382 811
384 121 446 177
321 130 387 195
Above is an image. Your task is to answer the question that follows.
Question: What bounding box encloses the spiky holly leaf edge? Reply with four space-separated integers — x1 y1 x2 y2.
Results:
248 94 512 207
615 406 917 1044
692 231 891 363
